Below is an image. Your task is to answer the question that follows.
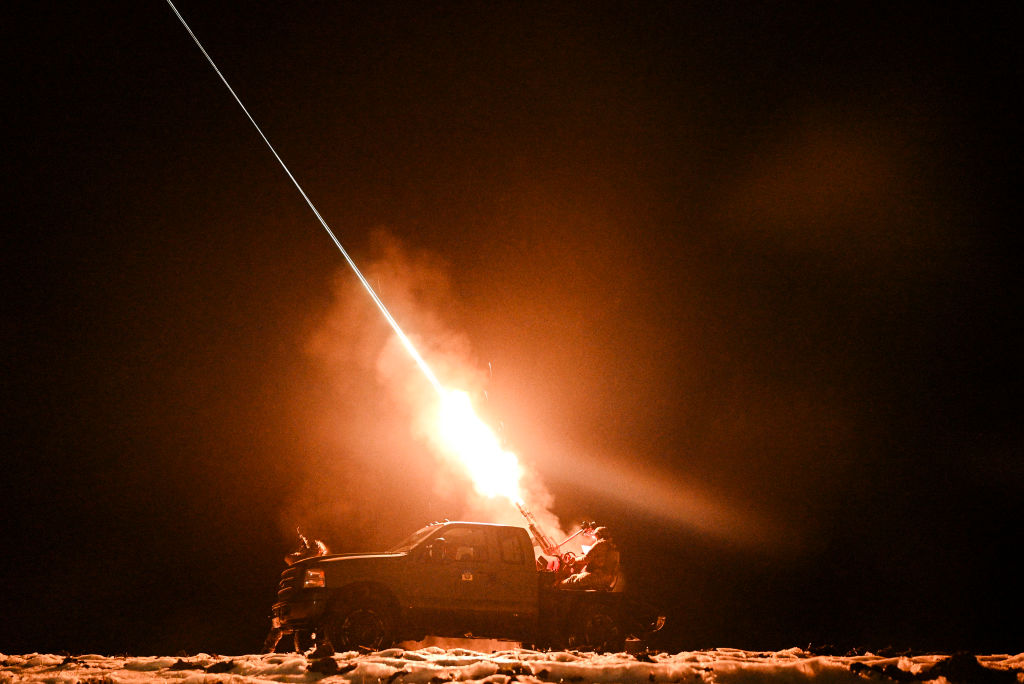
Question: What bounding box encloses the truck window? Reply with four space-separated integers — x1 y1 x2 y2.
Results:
497 528 526 564
444 526 489 562
388 525 437 553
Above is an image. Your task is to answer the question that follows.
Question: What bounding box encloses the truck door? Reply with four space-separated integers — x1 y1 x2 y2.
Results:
443 525 536 637
406 525 495 628
491 526 539 619
437 525 495 612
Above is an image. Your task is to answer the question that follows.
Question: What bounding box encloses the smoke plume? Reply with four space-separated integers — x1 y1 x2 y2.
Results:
283 229 562 550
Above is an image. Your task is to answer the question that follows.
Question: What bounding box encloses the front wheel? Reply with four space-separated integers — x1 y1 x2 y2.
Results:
322 602 393 653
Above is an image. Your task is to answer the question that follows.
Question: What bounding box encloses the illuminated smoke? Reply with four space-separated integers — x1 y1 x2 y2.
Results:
305 231 560 540
162 5 560 544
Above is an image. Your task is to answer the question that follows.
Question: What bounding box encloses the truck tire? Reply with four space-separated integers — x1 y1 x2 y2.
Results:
322 601 393 652
571 603 624 653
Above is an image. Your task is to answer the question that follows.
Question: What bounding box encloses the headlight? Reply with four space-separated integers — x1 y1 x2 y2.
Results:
303 568 325 588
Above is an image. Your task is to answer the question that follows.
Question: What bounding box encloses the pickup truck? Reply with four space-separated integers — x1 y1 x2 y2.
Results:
270 521 664 653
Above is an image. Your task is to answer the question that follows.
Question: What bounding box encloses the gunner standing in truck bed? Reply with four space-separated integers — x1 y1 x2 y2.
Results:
559 526 620 590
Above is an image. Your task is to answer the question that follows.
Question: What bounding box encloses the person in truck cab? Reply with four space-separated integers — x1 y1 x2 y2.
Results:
559 525 619 590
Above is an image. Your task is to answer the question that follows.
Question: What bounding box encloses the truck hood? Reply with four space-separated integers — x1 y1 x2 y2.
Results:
305 552 408 589
316 552 406 562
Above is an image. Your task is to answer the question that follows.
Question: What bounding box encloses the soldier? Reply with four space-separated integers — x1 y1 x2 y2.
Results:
559 525 620 590
286 528 329 565
264 529 330 652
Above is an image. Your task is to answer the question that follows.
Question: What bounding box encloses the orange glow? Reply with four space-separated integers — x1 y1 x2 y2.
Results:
436 388 523 503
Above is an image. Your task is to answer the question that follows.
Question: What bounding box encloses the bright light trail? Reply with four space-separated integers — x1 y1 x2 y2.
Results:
165 0 442 395
166 0 522 503
438 389 523 502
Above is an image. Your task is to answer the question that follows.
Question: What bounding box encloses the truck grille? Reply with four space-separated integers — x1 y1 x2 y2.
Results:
277 566 304 601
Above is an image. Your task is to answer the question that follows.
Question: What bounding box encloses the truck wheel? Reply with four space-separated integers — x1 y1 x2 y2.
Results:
323 602 393 652
571 604 624 653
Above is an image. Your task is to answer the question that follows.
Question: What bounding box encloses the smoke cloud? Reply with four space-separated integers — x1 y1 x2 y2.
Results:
281 229 563 551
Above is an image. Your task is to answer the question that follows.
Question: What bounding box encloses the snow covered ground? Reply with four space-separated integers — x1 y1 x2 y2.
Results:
3 647 1021 683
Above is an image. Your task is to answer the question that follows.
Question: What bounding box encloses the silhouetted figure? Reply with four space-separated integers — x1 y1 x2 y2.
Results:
559 526 619 590
285 529 329 566
263 528 330 652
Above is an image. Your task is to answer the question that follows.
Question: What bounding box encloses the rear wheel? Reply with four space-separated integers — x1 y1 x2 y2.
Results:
570 604 624 653
323 602 393 652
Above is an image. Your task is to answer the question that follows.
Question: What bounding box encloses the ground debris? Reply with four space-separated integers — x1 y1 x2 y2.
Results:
307 657 357 676
3 647 1022 684
850 652 1020 683
929 653 1020 683
205 659 236 673
850 661 916 682
531 673 582 683
167 659 197 671
496 664 532 677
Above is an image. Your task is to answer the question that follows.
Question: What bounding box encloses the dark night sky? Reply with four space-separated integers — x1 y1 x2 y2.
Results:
4 1 1019 656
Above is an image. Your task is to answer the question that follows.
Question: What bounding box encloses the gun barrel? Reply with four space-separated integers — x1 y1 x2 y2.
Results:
515 501 559 556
